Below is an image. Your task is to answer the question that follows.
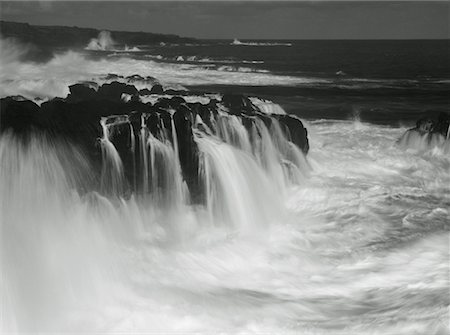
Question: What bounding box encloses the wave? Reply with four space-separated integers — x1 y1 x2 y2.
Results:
4 38 445 102
249 97 287 115
85 31 116 51
1 116 448 332
216 65 269 73
145 54 247 65
242 60 265 64
1 40 326 100
231 38 292 47
85 31 141 52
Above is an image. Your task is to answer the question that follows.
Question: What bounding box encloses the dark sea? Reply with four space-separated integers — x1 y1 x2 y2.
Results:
1 36 449 334
131 39 450 124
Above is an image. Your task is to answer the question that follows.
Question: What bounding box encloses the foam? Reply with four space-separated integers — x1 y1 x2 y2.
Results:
231 39 292 47
0 39 327 100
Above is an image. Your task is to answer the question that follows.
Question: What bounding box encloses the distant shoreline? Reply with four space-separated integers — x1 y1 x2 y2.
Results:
0 20 196 48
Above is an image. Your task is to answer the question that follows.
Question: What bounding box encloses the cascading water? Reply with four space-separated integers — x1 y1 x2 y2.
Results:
195 131 280 231
1 100 449 334
100 116 127 195
0 133 128 332
398 129 450 154
98 101 309 220
1 26 448 333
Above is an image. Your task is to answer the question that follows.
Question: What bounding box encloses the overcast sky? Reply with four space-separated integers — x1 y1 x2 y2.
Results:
0 1 448 39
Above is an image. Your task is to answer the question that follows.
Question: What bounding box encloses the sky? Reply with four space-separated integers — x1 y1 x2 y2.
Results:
0 1 448 39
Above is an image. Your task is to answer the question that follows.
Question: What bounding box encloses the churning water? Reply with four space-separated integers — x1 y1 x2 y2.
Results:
0 36 449 334
1 116 448 334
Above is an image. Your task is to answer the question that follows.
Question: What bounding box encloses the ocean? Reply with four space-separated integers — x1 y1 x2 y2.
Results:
0 36 449 334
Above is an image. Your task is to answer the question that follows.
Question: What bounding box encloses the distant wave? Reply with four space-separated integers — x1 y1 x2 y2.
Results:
216 65 269 73
86 31 141 52
231 38 292 47
5 37 446 102
0 46 324 100
123 45 141 52
242 60 265 64
86 31 116 51
143 54 264 66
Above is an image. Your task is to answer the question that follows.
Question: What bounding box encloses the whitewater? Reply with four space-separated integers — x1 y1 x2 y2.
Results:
0 39 449 334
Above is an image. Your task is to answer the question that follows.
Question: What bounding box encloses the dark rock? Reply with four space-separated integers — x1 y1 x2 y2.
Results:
66 83 97 103
0 97 40 134
169 96 186 109
153 98 171 110
276 115 310 154
433 112 450 137
415 118 434 133
173 104 200 200
222 94 257 116
1 82 310 201
398 112 449 148
97 81 138 101
139 88 152 95
150 84 164 95
164 89 187 96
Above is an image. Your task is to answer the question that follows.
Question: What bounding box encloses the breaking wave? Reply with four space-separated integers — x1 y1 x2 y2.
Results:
1 117 448 333
86 31 116 51
231 38 292 47
0 39 324 100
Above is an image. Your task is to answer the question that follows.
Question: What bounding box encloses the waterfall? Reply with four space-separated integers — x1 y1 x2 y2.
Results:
195 131 280 231
0 98 309 332
101 113 187 207
97 103 309 227
0 133 127 332
398 129 450 154
215 113 252 154
100 116 127 195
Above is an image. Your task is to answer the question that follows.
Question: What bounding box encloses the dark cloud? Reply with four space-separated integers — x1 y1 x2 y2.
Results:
0 1 448 39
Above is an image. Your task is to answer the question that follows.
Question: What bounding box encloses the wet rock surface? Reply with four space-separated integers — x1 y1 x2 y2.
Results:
1 81 310 200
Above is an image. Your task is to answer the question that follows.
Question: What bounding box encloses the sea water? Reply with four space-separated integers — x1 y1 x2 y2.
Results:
0 37 449 334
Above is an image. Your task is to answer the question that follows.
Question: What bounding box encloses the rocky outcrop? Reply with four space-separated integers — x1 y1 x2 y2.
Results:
1 81 310 200
398 112 450 151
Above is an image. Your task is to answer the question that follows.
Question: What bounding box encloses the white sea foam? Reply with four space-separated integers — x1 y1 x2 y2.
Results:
231 38 292 47
1 119 448 333
0 40 327 100
249 97 287 115
85 31 142 52
139 93 220 105
1 38 448 333
86 31 116 51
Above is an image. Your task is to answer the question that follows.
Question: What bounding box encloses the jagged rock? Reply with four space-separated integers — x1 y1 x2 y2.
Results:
169 96 186 109
1 83 310 200
415 118 434 133
139 88 152 95
173 104 199 198
97 81 138 101
66 83 97 103
404 113 449 137
277 115 310 154
222 94 258 116
434 112 450 137
150 84 164 95
398 112 449 150
0 97 40 134
164 89 187 96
